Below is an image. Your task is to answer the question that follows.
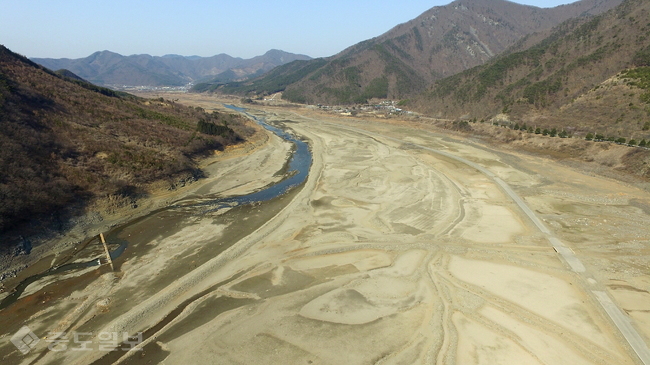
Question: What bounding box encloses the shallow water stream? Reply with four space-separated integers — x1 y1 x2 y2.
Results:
0 106 311 311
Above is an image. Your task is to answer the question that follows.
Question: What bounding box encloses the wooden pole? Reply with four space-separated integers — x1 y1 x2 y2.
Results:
99 233 114 271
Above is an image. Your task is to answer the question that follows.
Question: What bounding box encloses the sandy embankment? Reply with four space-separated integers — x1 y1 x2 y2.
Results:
0 108 282 289
123 110 643 363
0 109 296 363
147 109 645 365
4 100 649 365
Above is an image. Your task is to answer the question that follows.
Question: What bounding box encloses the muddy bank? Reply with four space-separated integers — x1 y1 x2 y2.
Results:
0 114 276 292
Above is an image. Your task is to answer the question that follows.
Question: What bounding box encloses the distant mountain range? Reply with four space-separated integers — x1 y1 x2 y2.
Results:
32 49 311 87
207 0 622 104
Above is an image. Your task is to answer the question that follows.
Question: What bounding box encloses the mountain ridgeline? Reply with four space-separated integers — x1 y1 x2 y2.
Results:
32 49 311 88
412 0 650 142
0 45 254 240
206 0 622 105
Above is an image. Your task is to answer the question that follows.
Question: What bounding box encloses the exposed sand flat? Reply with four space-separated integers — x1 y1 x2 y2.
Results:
480 306 595 365
448 256 614 350
460 203 524 243
453 311 545 365
2 100 649 365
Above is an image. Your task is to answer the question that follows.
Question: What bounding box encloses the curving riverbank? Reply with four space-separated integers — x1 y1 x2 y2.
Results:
2 98 649 365
0 104 313 306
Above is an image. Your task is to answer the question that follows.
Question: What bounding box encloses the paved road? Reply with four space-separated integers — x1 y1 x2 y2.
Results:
417 141 650 365
298 114 650 365
593 290 650 365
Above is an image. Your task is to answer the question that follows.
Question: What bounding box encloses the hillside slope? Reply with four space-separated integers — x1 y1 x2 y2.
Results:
0 45 253 238
211 0 622 104
412 0 650 143
32 49 311 87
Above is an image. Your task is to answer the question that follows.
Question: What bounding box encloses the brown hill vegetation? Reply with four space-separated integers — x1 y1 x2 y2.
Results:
411 0 650 145
399 0 650 181
0 45 253 240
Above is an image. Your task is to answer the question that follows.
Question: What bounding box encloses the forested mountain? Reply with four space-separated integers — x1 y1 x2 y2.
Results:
411 0 650 143
208 0 622 104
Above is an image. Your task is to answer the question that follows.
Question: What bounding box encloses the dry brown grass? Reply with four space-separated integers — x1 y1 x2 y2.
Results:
0 46 254 239
449 120 650 183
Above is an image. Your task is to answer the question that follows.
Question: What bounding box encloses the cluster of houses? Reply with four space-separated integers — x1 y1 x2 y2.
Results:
314 100 414 118
108 84 192 92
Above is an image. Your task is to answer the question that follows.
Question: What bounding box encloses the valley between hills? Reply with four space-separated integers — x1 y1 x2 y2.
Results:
1 93 649 364
2 0 650 363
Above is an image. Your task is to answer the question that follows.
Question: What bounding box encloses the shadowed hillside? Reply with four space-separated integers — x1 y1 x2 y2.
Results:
0 45 253 239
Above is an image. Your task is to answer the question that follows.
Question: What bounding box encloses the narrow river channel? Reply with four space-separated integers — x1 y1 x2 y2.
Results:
0 106 312 311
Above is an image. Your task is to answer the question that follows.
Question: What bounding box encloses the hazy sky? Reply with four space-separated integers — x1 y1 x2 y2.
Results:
2 0 578 59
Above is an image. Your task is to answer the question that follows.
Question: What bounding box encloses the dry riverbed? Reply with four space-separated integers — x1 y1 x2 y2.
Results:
1 96 649 365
